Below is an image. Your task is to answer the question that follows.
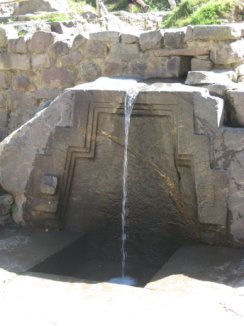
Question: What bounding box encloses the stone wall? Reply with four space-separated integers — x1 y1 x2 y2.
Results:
0 23 243 136
0 22 243 248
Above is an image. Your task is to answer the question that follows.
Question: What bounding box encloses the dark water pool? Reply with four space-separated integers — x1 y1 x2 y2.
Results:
31 236 162 287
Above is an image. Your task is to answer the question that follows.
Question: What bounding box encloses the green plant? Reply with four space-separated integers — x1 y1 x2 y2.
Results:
163 0 240 27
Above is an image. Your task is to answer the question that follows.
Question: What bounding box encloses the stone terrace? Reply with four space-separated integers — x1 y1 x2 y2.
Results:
0 23 243 135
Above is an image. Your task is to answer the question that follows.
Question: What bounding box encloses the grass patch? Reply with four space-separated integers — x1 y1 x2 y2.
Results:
163 0 243 27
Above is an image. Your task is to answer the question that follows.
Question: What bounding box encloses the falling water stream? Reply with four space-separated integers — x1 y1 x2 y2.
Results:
109 87 139 286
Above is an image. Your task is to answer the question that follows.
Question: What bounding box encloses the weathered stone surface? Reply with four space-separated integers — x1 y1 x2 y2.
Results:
167 56 191 77
139 30 162 51
84 40 107 59
0 127 8 141
226 90 244 126
154 47 209 57
11 53 31 70
42 67 75 88
72 34 89 50
0 214 10 225
61 51 82 67
214 130 244 246
8 37 27 54
0 90 74 223
35 88 61 100
185 70 237 85
207 84 233 98
28 31 54 54
103 61 129 77
191 58 213 71
0 194 13 216
49 40 70 58
32 53 50 69
7 91 37 131
109 43 139 61
89 31 120 43
193 25 242 40
13 75 31 91
121 33 139 44
80 63 101 82
32 198 58 213
40 175 58 195
210 40 244 64
0 80 230 247
164 30 185 49
14 0 69 15
0 110 8 127
0 72 10 89
0 53 30 70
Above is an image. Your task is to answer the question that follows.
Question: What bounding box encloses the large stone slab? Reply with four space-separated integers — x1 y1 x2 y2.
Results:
192 25 242 40
0 79 229 250
226 90 244 126
210 40 244 64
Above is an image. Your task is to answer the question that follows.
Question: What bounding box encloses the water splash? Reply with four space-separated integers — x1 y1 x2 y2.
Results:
121 88 139 279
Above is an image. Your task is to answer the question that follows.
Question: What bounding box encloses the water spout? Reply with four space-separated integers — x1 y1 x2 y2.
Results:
121 87 139 279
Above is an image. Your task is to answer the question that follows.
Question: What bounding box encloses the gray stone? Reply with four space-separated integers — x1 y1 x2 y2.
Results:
167 56 191 78
8 37 27 54
42 67 75 89
191 58 213 71
0 53 30 70
0 110 8 127
184 25 193 42
206 84 233 98
210 40 244 64
89 31 120 43
11 53 31 70
139 30 162 51
35 88 61 100
61 51 82 67
0 127 8 141
28 31 54 54
84 40 107 59
121 33 139 44
49 40 70 58
226 90 244 126
164 30 185 49
0 72 10 89
154 47 209 57
13 75 31 91
0 80 230 247
32 53 50 69
214 130 244 246
50 22 64 34
185 71 237 86
0 194 13 216
80 63 101 82
14 0 69 15
7 91 37 131
193 25 242 41
72 34 89 50
0 214 10 225
32 198 58 213
40 175 58 195
109 43 139 61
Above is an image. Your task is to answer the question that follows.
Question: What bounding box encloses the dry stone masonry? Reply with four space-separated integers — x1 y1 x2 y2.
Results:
0 21 243 250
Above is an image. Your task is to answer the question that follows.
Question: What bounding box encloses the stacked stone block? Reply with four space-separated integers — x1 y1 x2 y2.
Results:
0 23 242 134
